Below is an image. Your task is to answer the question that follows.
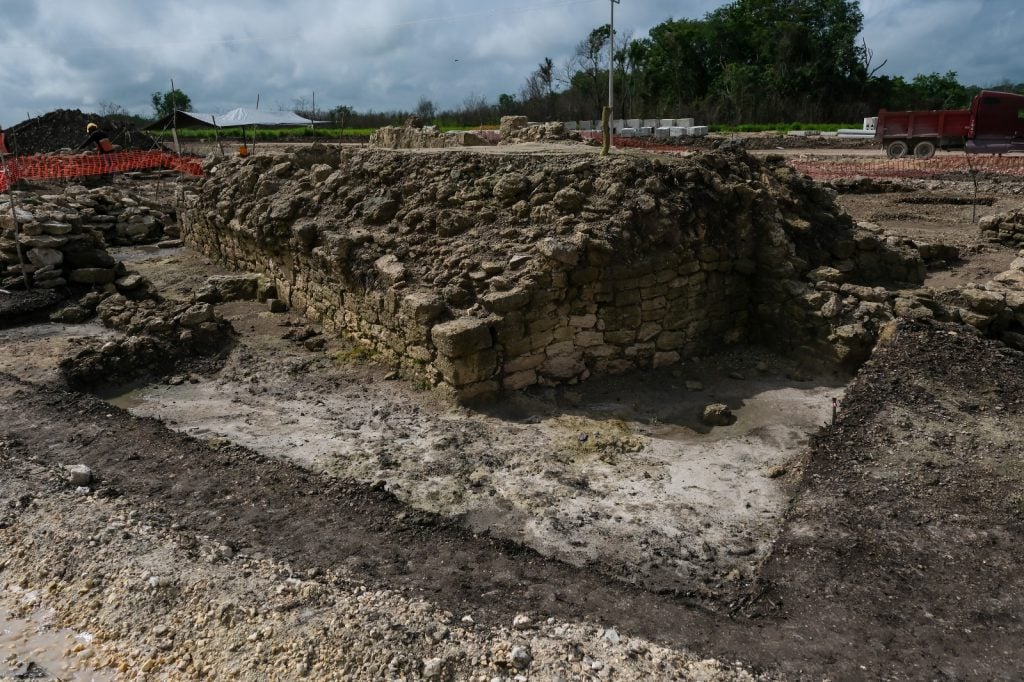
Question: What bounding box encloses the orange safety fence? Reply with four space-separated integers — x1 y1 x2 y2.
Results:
0 150 203 193
787 155 1024 182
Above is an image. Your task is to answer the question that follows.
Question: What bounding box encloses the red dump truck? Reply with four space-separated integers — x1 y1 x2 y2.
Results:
876 90 1024 158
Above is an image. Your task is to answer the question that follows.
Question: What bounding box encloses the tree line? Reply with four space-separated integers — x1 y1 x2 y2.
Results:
128 0 1022 130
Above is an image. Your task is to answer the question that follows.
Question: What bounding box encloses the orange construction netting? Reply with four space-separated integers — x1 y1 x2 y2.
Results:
0 150 203 193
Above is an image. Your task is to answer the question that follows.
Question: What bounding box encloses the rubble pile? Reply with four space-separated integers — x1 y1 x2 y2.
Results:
59 295 235 387
0 185 177 290
369 126 490 149
178 144 937 399
499 116 587 145
980 207 1024 246
4 109 163 155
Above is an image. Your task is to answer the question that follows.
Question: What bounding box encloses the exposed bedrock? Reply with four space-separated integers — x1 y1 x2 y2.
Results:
178 145 925 399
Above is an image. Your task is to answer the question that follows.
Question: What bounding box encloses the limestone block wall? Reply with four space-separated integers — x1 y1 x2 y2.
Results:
178 146 921 399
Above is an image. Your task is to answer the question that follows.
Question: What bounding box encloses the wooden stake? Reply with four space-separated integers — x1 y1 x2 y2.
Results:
169 79 182 157
212 115 224 157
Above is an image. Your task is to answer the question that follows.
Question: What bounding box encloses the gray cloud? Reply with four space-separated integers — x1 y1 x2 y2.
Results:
1 0 1021 128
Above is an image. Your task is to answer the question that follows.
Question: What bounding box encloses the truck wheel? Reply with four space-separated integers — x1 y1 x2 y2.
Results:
886 141 909 159
913 141 936 159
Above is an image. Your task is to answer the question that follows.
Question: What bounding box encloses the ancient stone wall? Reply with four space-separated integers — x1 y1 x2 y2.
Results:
178 145 924 399
369 126 489 149
0 184 175 291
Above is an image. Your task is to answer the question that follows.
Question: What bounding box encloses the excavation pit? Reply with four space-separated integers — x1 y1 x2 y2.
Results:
95 293 846 595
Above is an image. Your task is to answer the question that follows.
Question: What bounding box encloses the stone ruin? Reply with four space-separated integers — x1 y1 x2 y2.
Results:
369 116 585 150
980 208 1024 246
0 185 178 291
178 144 937 400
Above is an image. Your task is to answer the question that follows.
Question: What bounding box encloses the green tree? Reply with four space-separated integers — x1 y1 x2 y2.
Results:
910 71 969 109
151 89 193 118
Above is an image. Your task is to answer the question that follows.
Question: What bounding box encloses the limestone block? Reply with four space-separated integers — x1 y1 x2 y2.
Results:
540 352 584 380
455 380 500 402
655 331 687 350
431 317 493 358
374 254 406 284
637 322 662 342
553 187 585 213
27 247 63 267
960 288 1006 315
624 342 656 358
575 331 604 347
503 369 538 391
536 238 578 266
480 288 530 314
208 274 261 301
436 349 497 386
604 330 636 345
18 234 68 249
69 268 115 284
309 164 334 183
653 351 680 368
400 291 445 324
40 221 73 235
505 353 545 373
178 303 216 327
569 314 597 329
583 344 618 359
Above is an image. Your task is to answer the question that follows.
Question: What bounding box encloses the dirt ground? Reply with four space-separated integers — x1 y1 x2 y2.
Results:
2 150 1024 680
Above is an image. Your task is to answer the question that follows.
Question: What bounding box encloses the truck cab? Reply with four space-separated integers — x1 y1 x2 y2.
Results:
965 90 1024 154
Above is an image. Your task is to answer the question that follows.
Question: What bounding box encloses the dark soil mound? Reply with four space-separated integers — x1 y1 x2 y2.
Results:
5 109 164 155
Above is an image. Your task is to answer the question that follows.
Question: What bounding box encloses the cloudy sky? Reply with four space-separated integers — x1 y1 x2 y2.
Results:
1 0 1020 127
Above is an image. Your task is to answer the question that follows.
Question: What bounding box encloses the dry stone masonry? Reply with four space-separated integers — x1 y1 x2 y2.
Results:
980 208 1024 246
178 145 928 400
0 184 177 291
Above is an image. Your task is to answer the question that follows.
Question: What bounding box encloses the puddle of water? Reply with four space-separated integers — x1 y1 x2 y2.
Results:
1 591 113 681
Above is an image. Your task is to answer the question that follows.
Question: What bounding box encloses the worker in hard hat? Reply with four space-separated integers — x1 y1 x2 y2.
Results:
78 122 114 154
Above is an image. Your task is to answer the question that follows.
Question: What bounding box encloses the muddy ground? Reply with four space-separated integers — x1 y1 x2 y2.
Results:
2 153 1024 680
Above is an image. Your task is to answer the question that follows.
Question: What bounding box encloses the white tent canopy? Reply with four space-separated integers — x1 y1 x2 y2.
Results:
213 108 314 127
147 108 315 129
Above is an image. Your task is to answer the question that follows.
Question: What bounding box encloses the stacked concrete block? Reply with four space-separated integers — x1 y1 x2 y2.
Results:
687 126 709 137
675 118 695 128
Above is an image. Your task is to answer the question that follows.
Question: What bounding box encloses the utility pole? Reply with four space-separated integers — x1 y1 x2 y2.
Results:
601 0 620 156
